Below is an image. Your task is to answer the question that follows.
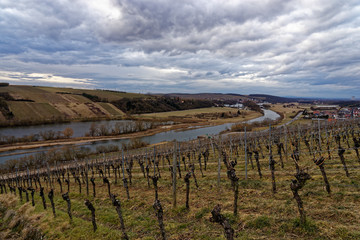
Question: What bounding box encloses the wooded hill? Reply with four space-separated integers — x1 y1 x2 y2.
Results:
162 93 298 104
0 85 214 126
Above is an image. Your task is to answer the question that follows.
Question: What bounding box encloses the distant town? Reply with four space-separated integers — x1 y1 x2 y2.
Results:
304 105 360 120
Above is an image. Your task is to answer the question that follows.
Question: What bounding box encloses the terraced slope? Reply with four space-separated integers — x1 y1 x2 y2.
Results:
0 85 130 125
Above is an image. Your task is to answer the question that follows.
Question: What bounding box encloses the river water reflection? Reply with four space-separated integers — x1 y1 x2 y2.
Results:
0 109 279 163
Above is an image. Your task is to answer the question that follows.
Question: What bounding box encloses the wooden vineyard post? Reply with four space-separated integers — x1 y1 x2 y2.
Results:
85 158 89 196
177 147 182 178
179 144 184 173
338 147 350 177
210 137 220 188
24 188 29 202
75 176 81 194
284 126 288 164
325 123 331 160
269 154 276 194
245 126 248 180
314 157 331 194
268 125 277 193
26 167 31 188
151 175 159 201
28 187 35 206
318 119 322 152
190 162 199 188
40 187 46 209
336 134 350 177
122 151 130 200
197 139 204 177
47 162 53 190
103 177 111 199
57 178 62 193
172 140 177 208
62 192 72 221
268 124 272 168
218 137 223 187
254 149 262 178
145 149 150 188
125 155 133 185
110 194 129 240
153 199 167 240
227 167 239 216
90 177 96 198
48 189 56 218
85 199 97 232
353 135 360 163
153 146 156 176
65 170 70 193
297 124 301 158
184 172 191 209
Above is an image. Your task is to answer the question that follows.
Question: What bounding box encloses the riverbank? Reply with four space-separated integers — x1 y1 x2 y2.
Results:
0 108 262 155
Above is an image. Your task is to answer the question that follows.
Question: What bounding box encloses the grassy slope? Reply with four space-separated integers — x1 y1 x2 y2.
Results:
0 85 133 124
1 139 360 239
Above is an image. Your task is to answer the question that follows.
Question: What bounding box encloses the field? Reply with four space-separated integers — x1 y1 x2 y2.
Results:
8 102 63 120
139 107 239 118
1 120 360 239
139 107 262 124
269 104 304 124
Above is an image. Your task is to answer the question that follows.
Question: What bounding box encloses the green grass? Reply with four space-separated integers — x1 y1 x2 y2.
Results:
247 215 271 229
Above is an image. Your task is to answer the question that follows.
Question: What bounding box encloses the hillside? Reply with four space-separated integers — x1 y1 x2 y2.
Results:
248 94 296 103
162 93 297 104
0 85 215 126
162 93 249 101
0 85 141 126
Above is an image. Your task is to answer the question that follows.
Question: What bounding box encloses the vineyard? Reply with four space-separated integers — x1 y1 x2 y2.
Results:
1 119 360 239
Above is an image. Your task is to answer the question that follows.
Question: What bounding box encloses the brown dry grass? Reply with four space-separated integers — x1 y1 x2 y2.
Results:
0 197 43 240
38 86 145 101
97 102 125 116
4 141 360 239
8 102 63 121
138 107 262 127
270 104 305 124
139 107 241 118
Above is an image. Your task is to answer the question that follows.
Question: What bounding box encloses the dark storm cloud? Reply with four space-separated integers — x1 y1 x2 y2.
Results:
100 0 291 49
0 0 359 97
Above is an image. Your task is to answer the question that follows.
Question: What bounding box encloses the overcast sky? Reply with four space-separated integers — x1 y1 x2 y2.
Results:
0 0 359 98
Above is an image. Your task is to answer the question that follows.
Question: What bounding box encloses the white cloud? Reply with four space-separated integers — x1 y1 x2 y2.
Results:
0 71 95 87
0 0 359 98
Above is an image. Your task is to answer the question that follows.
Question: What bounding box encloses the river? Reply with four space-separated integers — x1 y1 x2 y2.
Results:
0 120 155 139
0 109 280 163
